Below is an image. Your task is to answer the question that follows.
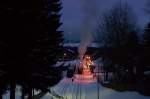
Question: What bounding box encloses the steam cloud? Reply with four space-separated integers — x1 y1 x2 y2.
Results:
78 0 98 59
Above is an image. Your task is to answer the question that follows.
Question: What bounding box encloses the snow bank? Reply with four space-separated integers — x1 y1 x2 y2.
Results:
3 85 42 99
49 78 150 99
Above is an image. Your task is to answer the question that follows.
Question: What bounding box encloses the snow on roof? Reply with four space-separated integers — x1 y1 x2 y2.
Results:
144 71 150 75
53 60 79 67
53 61 64 67
63 43 101 48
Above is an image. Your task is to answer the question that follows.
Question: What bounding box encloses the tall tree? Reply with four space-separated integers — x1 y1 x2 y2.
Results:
97 2 139 82
0 0 64 99
143 22 150 66
144 0 150 14
25 0 64 98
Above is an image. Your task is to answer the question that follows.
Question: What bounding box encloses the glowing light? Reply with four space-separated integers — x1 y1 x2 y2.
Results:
74 55 96 83
64 53 67 56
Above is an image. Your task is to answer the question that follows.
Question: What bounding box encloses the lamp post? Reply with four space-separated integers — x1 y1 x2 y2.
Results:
97 63 100 99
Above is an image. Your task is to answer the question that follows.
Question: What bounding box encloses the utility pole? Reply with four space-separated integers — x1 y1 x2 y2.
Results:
97 63 100 99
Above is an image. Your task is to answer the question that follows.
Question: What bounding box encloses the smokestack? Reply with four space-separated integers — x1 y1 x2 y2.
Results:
78 0 98 60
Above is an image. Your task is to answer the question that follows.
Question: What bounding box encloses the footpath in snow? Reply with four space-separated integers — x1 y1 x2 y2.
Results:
48 77 150 99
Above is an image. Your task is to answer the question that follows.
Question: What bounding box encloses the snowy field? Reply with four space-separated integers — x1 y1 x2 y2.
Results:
2 78 150 99
49 78 150 99
3 86 42 99
2 57 150 99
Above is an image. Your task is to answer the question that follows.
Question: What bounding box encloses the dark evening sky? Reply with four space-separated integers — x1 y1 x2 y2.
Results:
60 0 149 42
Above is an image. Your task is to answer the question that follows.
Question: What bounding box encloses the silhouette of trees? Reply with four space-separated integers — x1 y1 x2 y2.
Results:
97 2 139 83
143 23 150 66
0 0 64 99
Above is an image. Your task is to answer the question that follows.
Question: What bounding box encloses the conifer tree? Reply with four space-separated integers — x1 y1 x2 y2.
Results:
0 0 64 99
143 22 150 66
26 0 64 97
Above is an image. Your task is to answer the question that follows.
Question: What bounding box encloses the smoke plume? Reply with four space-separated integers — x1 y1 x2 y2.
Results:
78 0 98 59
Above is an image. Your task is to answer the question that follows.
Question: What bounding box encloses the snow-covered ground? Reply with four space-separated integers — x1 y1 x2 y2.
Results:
2 78 150 99
3 86 41 99
48 77 150 99
2 57 150 99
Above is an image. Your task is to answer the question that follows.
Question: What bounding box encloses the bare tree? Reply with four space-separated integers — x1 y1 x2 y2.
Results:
97 2 139 82
98 2 137 47
144 0 150 14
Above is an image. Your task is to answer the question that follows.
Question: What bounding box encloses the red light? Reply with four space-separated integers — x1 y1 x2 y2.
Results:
74 55 96 83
